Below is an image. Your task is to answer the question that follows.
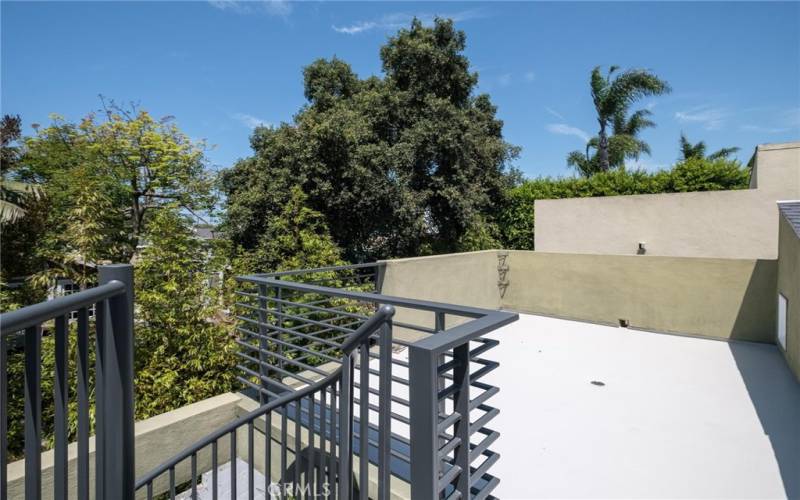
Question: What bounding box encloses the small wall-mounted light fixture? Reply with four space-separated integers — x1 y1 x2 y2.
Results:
637 242 647 255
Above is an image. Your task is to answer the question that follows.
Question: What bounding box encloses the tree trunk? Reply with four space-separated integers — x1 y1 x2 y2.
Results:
597 121 610 172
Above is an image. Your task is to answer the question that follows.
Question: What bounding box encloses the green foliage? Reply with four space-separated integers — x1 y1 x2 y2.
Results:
222 18 518 261
20 102 215 259
4 324 99 460
680 133 740 161
235 186 344 273
569 66 670 174
500 157 751 249
134 208 237 419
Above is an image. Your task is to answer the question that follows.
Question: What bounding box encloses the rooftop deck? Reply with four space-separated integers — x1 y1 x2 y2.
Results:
484 313 800 499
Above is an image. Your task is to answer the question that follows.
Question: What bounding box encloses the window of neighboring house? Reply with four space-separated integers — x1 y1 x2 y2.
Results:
55 278 96 320
778 293 788 351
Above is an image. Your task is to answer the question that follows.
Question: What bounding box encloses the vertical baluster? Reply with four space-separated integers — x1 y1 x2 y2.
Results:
359 342 369 500
453 343 471 497
146 482 153 500
318 387 327 497
212 439 218 500
0 334 7 500
435 313 446 420
294 399 302 492
191 452 198 499
230 431 237 500
275 282 284 373
408 345 439 499
377 321 393 500
169 467 176 499
264 410 272 496
307 394 316 497
257 284 269 405
328 385 337 500
338 356 353 500
248 421 255 500
24 325 41 500
94 300 106 499
77 307 89 500
281 408 288 487
54 314 69 500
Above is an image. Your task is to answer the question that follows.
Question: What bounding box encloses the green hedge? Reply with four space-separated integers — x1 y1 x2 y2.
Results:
499 157 751 250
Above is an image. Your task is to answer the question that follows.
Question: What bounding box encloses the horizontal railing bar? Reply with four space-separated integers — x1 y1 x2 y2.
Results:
236 364 299 394
411 311 518 354
352 396 411 425
438 436 462 459
0 281 125 335
246 262 380 279
236 340 331 377
237 327 341 363
238 275 492 319
472 475 499 500
235 350 318 386
438 412 462 433
470 407 499 435
470 429 499 463
470 453 500 488
469 385 499 411
438 464 462 492
236 315 353 349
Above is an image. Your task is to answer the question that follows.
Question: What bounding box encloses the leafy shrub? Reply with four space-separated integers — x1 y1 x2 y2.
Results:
500 158 750 249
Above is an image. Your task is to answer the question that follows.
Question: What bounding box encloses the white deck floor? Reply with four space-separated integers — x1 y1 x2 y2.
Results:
484 313 800 499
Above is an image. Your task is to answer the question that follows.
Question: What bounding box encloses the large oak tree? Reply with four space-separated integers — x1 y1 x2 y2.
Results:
221 18 519 261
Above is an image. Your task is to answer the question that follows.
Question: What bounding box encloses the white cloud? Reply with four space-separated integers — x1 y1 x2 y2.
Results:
546 123 590 143
333 21 378 35
545 107 565 121
740 124 790 134
523 71 536 83
232 112 270 129
209 0 291 17
332 9 486 35
674 105 730 130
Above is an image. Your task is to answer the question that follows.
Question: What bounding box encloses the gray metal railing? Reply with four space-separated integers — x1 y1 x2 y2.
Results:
135 305 396 499
235 263 518 499
0 264 135 500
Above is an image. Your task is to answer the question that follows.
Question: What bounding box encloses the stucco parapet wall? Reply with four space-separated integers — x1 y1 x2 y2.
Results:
7 392 243 499
534 141 800 259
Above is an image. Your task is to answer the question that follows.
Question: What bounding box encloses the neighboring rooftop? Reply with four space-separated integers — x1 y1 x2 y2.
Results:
779 200 800 238
483 313 800 499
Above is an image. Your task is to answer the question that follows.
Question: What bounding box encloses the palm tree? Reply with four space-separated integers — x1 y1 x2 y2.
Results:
0 114 40 223
588 66 670 172
567 108 658 177
679 133 739 161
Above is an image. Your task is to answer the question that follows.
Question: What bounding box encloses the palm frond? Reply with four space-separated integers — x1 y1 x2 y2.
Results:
707 147 740 160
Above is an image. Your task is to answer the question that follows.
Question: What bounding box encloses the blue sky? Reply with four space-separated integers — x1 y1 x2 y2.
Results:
2 1 799 178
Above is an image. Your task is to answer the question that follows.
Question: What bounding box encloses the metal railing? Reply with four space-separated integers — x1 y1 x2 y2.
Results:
1 261 517 499
135 304 396 499
235 263 518 499
0 264 135 500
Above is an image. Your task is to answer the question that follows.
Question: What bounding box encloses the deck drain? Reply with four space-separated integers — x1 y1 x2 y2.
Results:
590 380 605 386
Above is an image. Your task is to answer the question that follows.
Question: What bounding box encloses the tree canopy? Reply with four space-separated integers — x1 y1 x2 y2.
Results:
221 18 519 261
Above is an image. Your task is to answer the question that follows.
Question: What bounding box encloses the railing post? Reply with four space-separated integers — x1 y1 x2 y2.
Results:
409 345 439 499
98 264 135 500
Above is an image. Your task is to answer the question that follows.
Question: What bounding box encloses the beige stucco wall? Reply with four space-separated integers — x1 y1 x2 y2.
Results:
503 251 777 342
7 392 242 500
378 250 778 343
534 142 800 259
378 250 502 333
777 216 800 381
